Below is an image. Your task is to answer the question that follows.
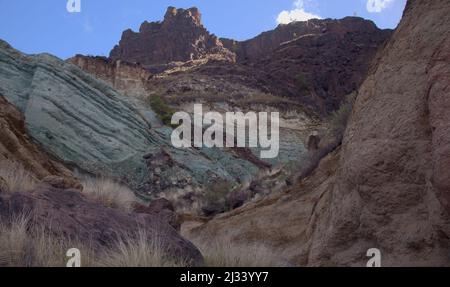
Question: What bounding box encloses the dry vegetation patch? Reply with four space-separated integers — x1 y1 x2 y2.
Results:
192 237 286 267
0 161 37 193
0 215 188 267
79 175 136 212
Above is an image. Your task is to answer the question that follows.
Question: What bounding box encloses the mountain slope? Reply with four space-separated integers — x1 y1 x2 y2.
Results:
106 8 391 116
0 40 263 210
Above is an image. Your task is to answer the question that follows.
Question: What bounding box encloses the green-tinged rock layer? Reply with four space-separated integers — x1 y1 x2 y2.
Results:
0 40 259 197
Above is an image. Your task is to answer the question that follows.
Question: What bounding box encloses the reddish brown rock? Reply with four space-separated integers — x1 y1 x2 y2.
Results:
133 199 179 231
223 17 392 115
148 198 175 212
68 55 152 99
110 7 235 68
222 17 390 63
0 96 74 180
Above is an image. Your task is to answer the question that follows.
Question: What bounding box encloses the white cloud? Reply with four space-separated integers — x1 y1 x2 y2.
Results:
277 9 321 24
366 0 395 13
277 0 321 25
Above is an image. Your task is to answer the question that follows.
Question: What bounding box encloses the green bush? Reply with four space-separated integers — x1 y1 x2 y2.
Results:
328 91 357 141
201 180 234 216
149 96 176 127
296 73 310 93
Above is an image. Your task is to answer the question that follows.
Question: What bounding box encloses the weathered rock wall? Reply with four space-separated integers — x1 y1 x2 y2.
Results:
308 0 450 266
68 55 152 99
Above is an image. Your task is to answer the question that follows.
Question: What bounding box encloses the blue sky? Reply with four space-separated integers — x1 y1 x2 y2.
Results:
0 0 407 59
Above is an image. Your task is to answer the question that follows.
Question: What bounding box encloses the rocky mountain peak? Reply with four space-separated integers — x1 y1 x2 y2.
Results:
109 6 234 68
163 6 202 26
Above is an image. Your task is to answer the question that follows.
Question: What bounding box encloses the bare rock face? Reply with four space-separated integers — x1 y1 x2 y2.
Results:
0 95 74 180
0 185 203 266
222 17 390 63
184 0 450 266
309 0 450 266
68 55 152 99
110 7 235 68
224 17 392 114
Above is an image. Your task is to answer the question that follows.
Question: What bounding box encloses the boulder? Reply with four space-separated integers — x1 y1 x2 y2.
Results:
226 189 250 210
0 185 203 266
133 198 180 230
148 198 175 212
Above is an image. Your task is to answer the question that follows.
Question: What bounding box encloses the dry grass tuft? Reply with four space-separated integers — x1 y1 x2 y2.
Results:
0 215 30 266
0 161 37 193
80 176 136 212
0 168 190 267
98 230 188 267
0 215 95 267
194 238 285 267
